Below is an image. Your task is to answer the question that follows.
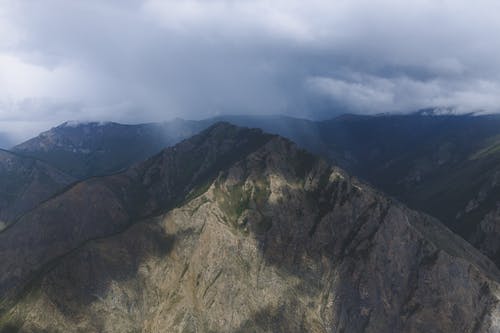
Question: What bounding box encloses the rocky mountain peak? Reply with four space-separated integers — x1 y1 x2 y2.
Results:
1 124 500 332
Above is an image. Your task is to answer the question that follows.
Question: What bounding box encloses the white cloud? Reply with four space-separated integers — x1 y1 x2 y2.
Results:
307 74 500 113
142 0 316 42
1 0 500 140
0 54 82 100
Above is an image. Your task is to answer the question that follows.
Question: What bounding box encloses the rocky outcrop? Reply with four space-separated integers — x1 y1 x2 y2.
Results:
0 124 273 312
1 124 500 332
471 206 500 267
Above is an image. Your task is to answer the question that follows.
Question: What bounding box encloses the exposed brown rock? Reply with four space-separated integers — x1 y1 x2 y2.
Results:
1 124 500 332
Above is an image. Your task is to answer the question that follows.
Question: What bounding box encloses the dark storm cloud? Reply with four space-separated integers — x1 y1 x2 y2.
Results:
1 0 500 141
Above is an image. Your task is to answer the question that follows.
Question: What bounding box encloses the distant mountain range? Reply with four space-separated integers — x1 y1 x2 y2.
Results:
1 123 499 332
8 112 500 267
10 115 322 179
12 119 209 179
3 112 500 331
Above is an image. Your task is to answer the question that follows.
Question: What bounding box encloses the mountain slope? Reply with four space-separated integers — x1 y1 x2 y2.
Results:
1 124 500 332
12 113 500 269
214 113 500 269
0 149 75 232
10 115 325 180
313 113 500 267
0 123 272 312
216 113 500 270
12 120 208 179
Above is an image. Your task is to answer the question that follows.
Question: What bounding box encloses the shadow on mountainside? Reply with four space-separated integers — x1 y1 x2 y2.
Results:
0 123 274 328
206 137 500 332
2 125 500 332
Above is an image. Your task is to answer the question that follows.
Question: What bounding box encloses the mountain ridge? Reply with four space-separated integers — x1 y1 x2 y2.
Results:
1 122 500 332
9 113 500 268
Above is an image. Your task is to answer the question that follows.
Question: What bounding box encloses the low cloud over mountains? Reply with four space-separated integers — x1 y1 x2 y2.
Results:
2 0 500 140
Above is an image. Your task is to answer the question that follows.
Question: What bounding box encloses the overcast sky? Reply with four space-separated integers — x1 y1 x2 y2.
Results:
1 0 500 145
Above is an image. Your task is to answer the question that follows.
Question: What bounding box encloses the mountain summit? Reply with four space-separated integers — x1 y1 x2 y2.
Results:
1 123 500 332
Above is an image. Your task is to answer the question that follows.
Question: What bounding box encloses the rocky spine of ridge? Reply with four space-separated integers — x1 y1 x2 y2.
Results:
10 113 500 276
1 123 500 332
0 123 273 312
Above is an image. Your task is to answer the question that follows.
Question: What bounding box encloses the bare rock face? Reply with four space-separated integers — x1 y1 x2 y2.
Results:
1 124 500 332
471 206 500 266
0 123 273 312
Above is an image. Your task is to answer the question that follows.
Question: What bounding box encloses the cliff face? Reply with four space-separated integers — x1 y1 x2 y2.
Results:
1 124 500 332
